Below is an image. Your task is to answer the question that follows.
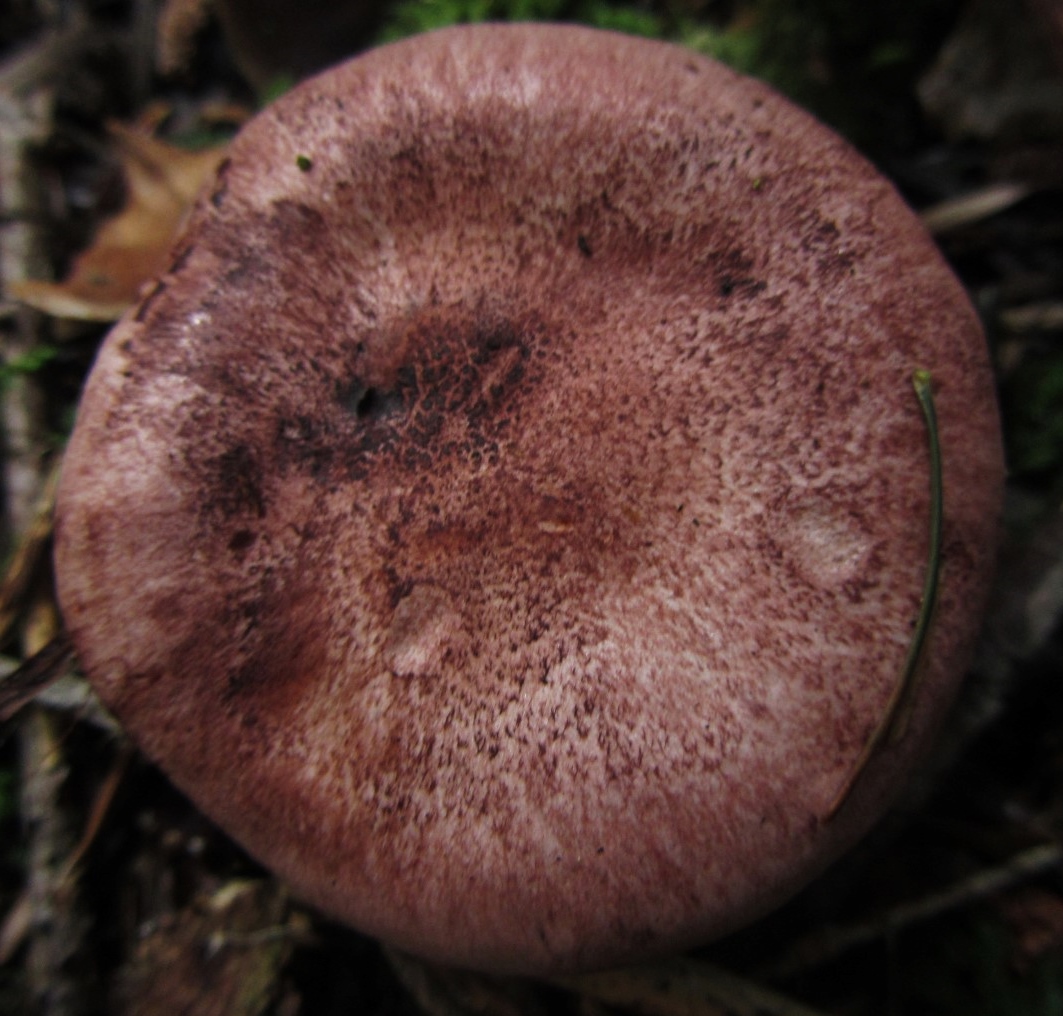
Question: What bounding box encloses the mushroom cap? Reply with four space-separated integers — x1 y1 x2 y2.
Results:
55 24 1004 975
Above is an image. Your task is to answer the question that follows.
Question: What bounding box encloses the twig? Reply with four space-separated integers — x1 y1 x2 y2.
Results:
30 674 122 734
756 842 1063 981
0 455 61 645
0 94 52 548
0 632 76 722
19 707 87 1016
921 182 1031 235
999 301 1063 333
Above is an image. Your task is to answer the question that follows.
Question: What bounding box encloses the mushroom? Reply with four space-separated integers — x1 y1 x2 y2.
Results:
54 24 1004 975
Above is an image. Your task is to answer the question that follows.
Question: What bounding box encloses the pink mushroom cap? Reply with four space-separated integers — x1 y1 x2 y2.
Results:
54 24 1004 975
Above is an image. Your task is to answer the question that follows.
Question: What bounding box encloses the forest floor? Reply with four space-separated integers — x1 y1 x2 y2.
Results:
2 1 1063 1014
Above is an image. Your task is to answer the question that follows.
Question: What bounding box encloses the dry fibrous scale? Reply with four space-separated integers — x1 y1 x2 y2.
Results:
54 25 1003 975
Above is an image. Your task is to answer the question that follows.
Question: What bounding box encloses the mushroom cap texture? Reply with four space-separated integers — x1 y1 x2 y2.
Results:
55 24 1004 975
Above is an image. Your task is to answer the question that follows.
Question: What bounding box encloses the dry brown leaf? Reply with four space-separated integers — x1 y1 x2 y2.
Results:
11 123 227 321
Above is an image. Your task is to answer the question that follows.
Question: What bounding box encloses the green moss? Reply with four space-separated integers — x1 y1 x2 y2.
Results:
380 0 554 40
377 0 659 43
258 72 296 105
0 346 57 389
574 3 661 37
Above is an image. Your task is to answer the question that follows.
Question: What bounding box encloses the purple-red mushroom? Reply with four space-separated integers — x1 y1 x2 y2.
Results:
54 24 1004 975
